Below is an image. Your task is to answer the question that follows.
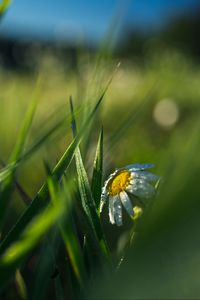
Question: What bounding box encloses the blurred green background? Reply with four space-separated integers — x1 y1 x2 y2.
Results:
1 0 200 299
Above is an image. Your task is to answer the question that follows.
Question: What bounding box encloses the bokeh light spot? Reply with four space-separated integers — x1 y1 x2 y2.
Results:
153 98 179 129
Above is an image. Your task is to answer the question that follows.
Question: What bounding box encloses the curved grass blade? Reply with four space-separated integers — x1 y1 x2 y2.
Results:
0 84 39 229
8 88 39 164
0 89 107 255
70 98 109 258
15 269 28 300
0 63 116 184
0 117 66 184
0 101 94 184
0 160 31 206
91 128 103 212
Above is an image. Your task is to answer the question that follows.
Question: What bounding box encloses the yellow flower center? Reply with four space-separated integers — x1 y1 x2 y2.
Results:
108 170 131 196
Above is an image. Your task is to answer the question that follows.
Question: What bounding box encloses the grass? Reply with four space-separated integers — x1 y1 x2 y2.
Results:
0 45 200 300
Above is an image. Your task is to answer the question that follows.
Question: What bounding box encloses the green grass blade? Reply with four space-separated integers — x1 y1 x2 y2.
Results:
15 269 28 300
0 117 65 183
0 0 11 15
70 98 109 258
48 176 87 287
0 200 63 289
8 84 39 164
91 128 103 212
14 181 31 206
0 160 31 206
0 90 106 255
0 65 115 184
52 90 106 181
0 84 39 229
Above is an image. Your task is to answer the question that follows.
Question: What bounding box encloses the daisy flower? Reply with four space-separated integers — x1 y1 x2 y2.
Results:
100 164 159 226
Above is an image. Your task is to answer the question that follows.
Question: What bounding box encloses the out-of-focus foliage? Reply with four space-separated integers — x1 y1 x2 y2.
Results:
118 8 200 60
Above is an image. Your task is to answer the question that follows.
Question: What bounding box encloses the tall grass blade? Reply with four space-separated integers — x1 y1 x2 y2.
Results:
0 89 107 255
8 85 39 164
0 160 31 206
0 83 39 229
15 269 28 300
91 128 103 212
70 98 109 258
0 117 65 183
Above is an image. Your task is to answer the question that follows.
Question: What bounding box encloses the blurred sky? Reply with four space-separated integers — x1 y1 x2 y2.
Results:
0 0 200 43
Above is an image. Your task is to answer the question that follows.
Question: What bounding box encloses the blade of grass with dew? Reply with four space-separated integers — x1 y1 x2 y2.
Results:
0 82 40 229
48 174 87 287
70 97 109 258
0 198 63 289
91 128 103 212
0 88 108 256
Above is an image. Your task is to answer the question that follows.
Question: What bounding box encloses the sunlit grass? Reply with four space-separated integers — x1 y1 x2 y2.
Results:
0 47 200 299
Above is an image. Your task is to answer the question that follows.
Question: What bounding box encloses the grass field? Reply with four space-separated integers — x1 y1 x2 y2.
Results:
0 45 200 299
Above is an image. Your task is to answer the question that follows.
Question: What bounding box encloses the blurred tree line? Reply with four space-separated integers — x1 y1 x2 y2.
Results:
118 9 200 59
0 8 200 70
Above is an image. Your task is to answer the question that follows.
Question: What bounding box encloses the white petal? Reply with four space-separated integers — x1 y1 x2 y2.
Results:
100 186 108 212
126 181 155 199
126 164 154 171
132 171 160 182
100 197 107 213
130 178 145 185
113 195 122 226
101 183 109 197
109 197 115 224
120 191 133 216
